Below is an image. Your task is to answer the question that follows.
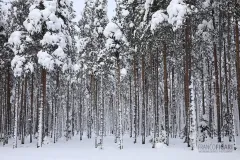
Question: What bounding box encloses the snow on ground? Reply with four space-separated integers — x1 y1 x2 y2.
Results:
1 136 240 160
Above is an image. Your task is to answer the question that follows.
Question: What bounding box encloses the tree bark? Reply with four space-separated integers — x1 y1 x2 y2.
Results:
213 43 221 142
163 42 169 145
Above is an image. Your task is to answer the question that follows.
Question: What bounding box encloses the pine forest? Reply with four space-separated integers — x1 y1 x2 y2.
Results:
0 0 240 155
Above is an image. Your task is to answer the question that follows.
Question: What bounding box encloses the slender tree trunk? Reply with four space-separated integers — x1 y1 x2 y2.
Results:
13 79 18 149
184 19 190 146
141 54 146 144
213 43 221 142
30 74 34 143
163 42 169 146
201 54 205 115
20 79 24 144
116 56 123 149
133 55 137 144
235 17 240 123
79 71 83 141
156 50 159 138
66 80 70 141
94 76 98 148
38 68 46 148
129 75 132 138
223 41 229 114
7 67 11 144
99 73 104 149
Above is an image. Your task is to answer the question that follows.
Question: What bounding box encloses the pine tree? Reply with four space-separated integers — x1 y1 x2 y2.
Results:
0 0 239 152
78 0 96 140
17 0 76 147
94 0 108 149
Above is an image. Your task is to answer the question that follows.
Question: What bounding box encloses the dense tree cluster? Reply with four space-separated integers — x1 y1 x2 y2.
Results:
0 0 239 151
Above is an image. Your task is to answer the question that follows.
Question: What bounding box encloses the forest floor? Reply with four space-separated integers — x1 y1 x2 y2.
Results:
0 135 240 160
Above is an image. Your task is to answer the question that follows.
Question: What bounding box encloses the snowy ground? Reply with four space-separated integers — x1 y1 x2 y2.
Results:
1 136 240 160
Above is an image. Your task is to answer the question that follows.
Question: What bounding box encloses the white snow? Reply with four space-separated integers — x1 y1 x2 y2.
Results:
104 22 127 50
9 31 34 77
120 68 127 76
0 136 239 160
149 0 194 31
20 0 73 71
11 55 26 77
105 38 115 49
167 0 190 31
144 0 153 21
76 37 90 52
150 10 168 31
37 51 54 70
53 47 66 60
122 9 129 17
155 142 167 148
23 8 42 34
104 22 123 40
197 20 214 41
40 32 66 48
129 22 134 28
73 64 80 72
203 0 210 8
8 31 23 48
24 62 34 74
128 0 134 4
8 31 25 54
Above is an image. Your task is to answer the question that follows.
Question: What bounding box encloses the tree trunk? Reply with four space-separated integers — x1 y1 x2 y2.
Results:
37 68 46 148
163 42 169 145
133 55 137 144
235 18 240 123
30 74 34 143
141 54 146 144
213 43 221 142
184 18 191 147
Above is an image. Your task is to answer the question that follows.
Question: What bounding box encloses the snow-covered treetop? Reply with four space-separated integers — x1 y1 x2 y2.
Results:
77 0 109 74
9 0 76 77
8 31 27 54
9 30 34 77
167 0 192 31
76 37 90 53
10 0 33 31
149 0 194 31
104 22 127 51
24 1 64 35
150 10 168 31
104 22 124 41
196 19 214 42
94 0 108 36
23 1 67 70
11 55 34 77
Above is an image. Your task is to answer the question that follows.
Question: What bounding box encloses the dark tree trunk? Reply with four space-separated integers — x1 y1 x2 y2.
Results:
163 42 169 146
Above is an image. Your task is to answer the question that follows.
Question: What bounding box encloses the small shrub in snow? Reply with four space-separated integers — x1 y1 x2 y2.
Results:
199 114 210 142
155 142 167 149
43 136 51 145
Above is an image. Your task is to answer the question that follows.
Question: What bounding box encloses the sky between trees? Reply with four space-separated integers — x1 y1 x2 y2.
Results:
74 0 115 19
